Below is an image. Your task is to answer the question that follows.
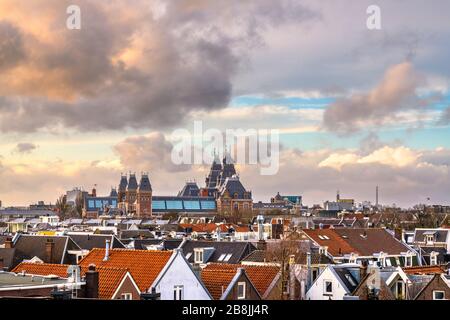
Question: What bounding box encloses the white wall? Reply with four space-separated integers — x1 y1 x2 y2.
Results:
154 251 211 300
306 267 349 300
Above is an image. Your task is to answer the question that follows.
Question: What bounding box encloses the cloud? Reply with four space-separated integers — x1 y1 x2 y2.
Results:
0 0 317 133
322 62 433 133
13 142 38 154
438 106 450 125
236 146 450 208
114 132 192 172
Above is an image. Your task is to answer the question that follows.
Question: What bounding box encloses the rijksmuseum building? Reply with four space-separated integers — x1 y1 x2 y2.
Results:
83 153 253 218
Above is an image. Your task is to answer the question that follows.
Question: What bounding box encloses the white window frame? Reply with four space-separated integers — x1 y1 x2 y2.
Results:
433 290 445 300
194 249 204 264
324 280 333 295
237 282 246 300
405 255 413 267
430 252 438 266
121 293 132 300
174 285 184 300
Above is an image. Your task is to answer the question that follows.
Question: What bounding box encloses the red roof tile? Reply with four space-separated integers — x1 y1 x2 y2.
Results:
403 265 446 275
11 262 131 299
201 267 237 300
78 248 172 291
303 229 357 256
203 263 280 297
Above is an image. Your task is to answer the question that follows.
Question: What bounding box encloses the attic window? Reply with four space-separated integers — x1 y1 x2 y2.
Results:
318 235 330 240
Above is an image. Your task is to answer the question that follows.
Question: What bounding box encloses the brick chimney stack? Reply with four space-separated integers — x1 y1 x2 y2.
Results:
4 237 13 249
85 264 99 299
45 238 55 263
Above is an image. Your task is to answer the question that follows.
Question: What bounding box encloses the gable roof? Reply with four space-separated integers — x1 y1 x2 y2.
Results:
413 229 449 243
11 262 131 299
302 229 356 256
78 248 172 291
68 234 125 250
303 228 411 257
11 234 81 268
201 266 249 300
180 240 256 264
202 263 280 298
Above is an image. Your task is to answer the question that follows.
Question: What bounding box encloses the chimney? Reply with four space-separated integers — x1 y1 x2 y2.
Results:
85 264 99 299
92 187 97 197
45 239 55 263
103 239 110 261
4 237 13 249
360 260 368 281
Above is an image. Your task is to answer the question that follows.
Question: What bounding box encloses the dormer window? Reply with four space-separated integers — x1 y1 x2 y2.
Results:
430 252 438 266
319 246 328 256
404 252 413 267
194 248 204 264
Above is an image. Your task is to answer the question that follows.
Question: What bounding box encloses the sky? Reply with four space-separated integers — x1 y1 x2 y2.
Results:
0 0 450 208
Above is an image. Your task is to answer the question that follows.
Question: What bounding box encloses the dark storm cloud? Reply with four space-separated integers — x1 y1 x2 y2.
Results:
0 0 318 133
0 21 25 70
14 142 38 154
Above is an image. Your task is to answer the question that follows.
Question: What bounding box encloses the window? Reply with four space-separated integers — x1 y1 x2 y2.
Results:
121 293 132 300
312 270 318 281
433 291 445 300
396 281 405 300
194 249 204 264
425 234 434 244
218 253 227 262
430 252 438 266
405 255 413 267
324 280 333 295
174 285 184 300
223 253 233 262
237 282 246 299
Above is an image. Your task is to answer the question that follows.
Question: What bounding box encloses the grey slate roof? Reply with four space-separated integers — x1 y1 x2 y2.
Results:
138 174 152 192
218 176 251 199
178 182 200 197
11 235 81 268
414 229 449 243
119 175 128 191
127 174 138 190
68 234 125 250
180 240 257 264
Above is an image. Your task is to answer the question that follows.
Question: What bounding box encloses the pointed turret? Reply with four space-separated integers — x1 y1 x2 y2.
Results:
138 174 152 192
127 173 138 191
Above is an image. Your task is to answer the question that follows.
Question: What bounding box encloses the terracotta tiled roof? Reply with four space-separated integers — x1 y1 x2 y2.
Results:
202 263 280 298
95 266 129 299
403 265 447 275
78 248 172 291
201 266 237 299
11 262 131 299
12 262 70 278
302 229 357 256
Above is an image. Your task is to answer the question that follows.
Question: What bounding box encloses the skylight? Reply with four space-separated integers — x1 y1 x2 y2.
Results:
218 253 227 262
223 253 233 262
